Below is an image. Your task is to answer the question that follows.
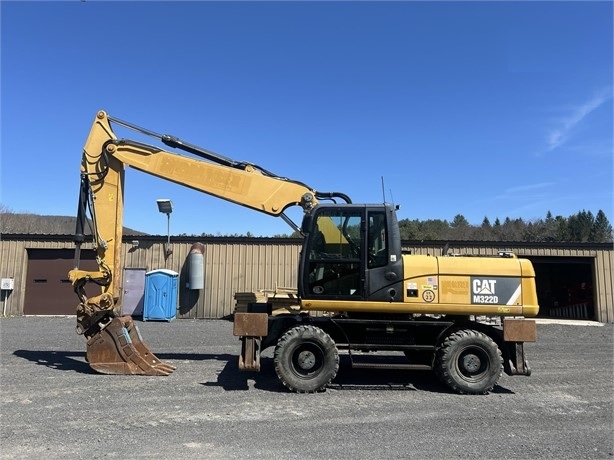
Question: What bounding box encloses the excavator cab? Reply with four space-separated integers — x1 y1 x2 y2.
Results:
298 203 404 302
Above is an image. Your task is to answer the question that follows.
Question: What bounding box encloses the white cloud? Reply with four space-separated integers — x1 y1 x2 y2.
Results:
545 87 613 152
504 182 555 194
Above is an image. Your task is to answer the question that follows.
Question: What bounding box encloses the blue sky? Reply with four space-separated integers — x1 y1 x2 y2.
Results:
2 1 612 237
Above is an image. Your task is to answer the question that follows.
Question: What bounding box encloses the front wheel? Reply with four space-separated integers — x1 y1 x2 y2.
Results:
274 325 339 393
435 329 503 395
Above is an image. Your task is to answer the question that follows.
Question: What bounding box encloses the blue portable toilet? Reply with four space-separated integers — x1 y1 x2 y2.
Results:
143 269 178 321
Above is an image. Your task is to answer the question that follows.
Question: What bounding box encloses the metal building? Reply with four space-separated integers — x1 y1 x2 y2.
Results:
1 234 612 323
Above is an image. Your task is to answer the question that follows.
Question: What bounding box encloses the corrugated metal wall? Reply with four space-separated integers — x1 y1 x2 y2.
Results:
147 239 301 319
1 235 613 322
594 249 614 323
0 235 302 319
0 238 84 317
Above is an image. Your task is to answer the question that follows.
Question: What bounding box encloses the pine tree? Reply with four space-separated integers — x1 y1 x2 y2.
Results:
568 210 594 242
450 214 471 240
541 211 557 241
590 210 613 243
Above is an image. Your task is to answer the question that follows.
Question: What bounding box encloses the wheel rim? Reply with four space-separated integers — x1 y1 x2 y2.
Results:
291 342 324 378
456 346 490 381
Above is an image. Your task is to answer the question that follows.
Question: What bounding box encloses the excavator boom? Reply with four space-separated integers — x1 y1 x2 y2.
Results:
69 110 348 376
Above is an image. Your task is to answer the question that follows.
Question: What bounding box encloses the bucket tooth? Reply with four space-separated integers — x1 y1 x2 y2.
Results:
86 316 175 376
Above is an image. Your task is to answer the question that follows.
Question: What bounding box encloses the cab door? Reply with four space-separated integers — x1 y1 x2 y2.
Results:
364 207 404 302
301 206 364 300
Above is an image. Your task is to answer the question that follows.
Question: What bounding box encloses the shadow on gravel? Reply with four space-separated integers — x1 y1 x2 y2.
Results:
12 349 284 392
12 349 244 377
13 349 95 374
200 356 283 392
12 349 515 395
199 355 516 395
198 356 457 394
330 359 449 393
331 356 514 394
329 365 514 394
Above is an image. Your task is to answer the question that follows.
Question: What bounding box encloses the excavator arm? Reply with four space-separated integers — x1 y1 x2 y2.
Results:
69 110 349 375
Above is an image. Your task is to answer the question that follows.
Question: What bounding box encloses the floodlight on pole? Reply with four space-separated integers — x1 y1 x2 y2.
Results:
156 199 173 257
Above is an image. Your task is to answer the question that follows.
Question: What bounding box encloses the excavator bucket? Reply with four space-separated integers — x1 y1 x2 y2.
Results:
86 316 176 376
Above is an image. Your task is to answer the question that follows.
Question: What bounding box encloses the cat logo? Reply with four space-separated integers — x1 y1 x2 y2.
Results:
473 279 497 295
470 277 521 305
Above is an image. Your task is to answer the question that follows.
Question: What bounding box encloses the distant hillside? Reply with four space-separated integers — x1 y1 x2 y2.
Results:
0 213 147 236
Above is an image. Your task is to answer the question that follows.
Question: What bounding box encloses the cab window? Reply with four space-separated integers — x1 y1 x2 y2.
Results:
307 210 362 297
367 211 388 268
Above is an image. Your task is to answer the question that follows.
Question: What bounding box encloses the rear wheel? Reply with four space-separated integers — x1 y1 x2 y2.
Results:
435 329 502 395
274 325 339 393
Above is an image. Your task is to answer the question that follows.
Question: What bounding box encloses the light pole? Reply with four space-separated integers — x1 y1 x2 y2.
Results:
156 199 173 257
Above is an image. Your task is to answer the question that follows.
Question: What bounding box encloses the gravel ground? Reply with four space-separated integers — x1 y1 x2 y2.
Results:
1 316 612 460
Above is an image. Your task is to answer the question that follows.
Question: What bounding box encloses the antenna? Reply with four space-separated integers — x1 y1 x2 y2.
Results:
381 176 398 208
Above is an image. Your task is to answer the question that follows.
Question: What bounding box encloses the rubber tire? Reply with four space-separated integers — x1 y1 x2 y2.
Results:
435 329 503 395
274 325 339 393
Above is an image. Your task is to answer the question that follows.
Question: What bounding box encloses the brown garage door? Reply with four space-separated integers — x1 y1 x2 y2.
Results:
24 249 99 315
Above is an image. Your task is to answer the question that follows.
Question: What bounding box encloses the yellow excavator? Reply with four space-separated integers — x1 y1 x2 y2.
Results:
69 110 538 394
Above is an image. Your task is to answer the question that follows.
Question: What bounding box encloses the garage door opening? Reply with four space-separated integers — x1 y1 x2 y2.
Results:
529 257 595 320
24 249 98 315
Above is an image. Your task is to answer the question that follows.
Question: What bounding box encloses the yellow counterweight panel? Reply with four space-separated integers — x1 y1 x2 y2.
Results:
301 254 539 317
437 255 525 276
401 254 537 317
520 258 539 317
